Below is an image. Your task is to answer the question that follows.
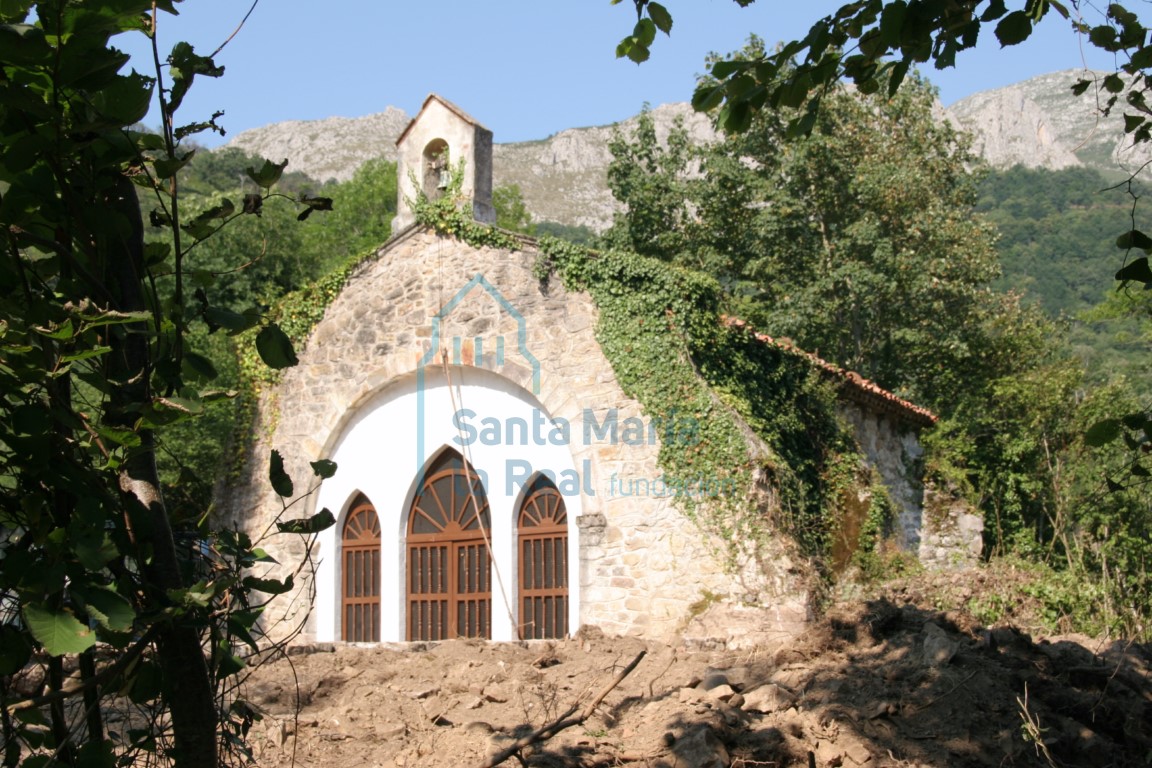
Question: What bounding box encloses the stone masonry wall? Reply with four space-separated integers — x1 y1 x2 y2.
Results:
220 226 802 645
839 403 926 551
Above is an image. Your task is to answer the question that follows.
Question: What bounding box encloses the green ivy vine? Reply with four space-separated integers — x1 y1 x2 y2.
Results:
536 235 863 565
410 157 522 252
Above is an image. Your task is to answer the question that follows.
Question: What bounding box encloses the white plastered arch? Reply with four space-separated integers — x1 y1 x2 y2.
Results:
313 366 583 642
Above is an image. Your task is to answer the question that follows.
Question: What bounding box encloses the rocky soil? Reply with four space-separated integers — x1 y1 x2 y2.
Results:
240 591 1152 768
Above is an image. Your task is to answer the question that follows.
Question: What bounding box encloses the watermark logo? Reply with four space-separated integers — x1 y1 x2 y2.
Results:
416 273 539 483
415 274 733 499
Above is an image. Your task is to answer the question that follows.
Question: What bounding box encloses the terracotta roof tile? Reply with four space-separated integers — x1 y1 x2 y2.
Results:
722 316 937 427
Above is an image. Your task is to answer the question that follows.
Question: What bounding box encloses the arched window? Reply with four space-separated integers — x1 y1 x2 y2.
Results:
407 450 491 640
422 138 450 200
518 476 569 639
342 494 381 642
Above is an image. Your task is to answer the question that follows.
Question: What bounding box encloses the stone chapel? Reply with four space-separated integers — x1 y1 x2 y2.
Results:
220 95 980 649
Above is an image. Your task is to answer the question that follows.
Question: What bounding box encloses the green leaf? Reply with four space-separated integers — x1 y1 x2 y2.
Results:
90 72 154 126
1116 256 1152 285
126 660 163 704
269 449 294 497
1085 418 1122 447
76 739 116 768
981 0 1008 21
23 605 96 656
1116 230 1152 250
153 151 194 180
60 345 112 363
994 11 1034 46
647 2 672 34
310 459 337 479
203 305 260 335
1089 23 1119 49
35 319 74 340
167 41 224 114
710 60 746 79
692 84 726 112
182 351 218 382
633 18 657 47
1124 114 1146 133
878 0 907 46
1130 45 1152 71
255 323 299 369
245 158 288 189
79 588 135 632
227 609 264 652
242 574 294 595
276 508 337 535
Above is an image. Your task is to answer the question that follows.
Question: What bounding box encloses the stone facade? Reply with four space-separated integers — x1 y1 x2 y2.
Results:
221 226 806 646
919 483 984 570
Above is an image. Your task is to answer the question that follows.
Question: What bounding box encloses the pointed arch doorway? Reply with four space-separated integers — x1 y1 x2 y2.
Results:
518 476 569 639
406 450 492 640
342 494 381 642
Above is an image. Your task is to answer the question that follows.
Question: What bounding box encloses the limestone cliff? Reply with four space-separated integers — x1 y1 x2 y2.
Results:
222 70 1148 231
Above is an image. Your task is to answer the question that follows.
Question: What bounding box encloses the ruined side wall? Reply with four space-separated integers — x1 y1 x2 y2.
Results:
220 227 802 644
919 483 984 570
838 403 926 550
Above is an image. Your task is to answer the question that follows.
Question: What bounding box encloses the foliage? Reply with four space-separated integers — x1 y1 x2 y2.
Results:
493 183 536 234
537 236 857 563
605 19 1152 633
600 107 697 261
0 2 336 765
534 220 597 246
154 152 398 511
617 1 1152 155
977 165 1151 389
302 155 398 269
410 158 520 251
606 60 1016 409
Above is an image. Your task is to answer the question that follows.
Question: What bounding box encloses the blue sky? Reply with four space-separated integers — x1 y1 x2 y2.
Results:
117 1 1124 148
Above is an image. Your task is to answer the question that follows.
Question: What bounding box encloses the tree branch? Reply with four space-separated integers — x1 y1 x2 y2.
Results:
475 650 646 768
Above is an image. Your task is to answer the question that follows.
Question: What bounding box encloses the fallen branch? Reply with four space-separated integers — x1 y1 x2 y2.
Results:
476 649 647 768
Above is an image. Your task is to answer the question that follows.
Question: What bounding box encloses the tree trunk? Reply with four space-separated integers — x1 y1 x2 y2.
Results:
103 176 218 768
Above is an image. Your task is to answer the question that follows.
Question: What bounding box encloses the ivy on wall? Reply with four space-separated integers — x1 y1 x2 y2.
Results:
536 235 865 563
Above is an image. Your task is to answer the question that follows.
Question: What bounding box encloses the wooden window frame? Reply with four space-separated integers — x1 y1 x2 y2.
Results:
517 476 569 640
341 494 381 642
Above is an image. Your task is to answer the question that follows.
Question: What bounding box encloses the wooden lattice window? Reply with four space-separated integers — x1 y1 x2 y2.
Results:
518 476 569 639
342 494 381 642
407 450 491 640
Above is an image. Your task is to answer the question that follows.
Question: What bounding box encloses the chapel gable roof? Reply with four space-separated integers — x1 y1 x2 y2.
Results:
395 94 489 147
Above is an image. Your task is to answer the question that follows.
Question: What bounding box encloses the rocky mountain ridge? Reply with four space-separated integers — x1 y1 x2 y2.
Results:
225 70 1147 232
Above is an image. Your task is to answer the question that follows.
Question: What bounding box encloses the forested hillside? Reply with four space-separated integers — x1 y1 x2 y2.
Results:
154 147 396 512
977 166 1152 390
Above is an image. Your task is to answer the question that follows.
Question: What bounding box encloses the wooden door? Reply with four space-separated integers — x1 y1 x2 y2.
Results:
518 477 568 639
342 494 381 642
407 451 491 640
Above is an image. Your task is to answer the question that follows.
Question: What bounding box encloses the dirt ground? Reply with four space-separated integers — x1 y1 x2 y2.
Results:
240 577 1152 768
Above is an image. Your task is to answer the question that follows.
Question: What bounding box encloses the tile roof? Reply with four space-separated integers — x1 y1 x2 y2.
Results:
723 317 937 427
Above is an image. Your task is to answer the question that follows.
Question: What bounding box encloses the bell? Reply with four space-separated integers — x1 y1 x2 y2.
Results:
437 168 450 190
